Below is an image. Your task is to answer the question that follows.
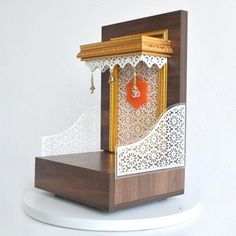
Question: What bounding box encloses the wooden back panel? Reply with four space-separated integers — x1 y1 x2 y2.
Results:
101 10 187 151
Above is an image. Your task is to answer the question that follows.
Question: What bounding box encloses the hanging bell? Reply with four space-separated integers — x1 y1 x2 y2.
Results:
90 72 95 94
108 68 115 83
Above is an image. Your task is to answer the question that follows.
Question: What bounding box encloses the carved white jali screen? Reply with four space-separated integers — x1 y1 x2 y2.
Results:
42 106 100 156
116 104 186 177
117 62 159 145
85 54 167 72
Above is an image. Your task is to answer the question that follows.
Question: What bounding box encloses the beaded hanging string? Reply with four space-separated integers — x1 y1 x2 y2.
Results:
131 67 140 98
90 71 95 94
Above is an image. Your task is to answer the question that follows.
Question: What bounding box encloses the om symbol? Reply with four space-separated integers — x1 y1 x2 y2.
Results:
126 76 148 108
131 89 141 98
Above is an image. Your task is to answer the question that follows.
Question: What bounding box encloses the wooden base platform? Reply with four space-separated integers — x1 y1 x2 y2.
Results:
35 151 184 211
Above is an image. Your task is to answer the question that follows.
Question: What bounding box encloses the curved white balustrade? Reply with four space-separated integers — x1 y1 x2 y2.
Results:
42 106 100 156
116 104 186 177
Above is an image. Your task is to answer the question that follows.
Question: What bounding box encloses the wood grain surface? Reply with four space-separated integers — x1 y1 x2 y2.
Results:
101 10 187 151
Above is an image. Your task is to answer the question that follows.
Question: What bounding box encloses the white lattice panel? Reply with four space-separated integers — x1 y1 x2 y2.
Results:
116 104 186 177
85 54 167 72
42 106 100 156
118 62 159 145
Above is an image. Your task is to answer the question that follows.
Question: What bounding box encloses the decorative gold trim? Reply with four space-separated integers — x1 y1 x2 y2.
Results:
111 29 168 40
77 35 172 60
108 30 169 152
157 63 168 116
109 65 119 152
157 29 168 116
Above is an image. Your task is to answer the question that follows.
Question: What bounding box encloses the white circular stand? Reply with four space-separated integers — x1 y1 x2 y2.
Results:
23 189 200 231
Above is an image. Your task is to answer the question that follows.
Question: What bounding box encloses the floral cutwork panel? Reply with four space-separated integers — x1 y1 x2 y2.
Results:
116 104 186 177
118 62 159 145
42 106 100 156
85 54 167 72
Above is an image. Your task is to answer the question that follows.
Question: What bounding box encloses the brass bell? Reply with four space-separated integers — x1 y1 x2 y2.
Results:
108 68 115 83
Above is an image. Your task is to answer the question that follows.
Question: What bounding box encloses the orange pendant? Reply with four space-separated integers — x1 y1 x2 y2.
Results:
126 76 148 109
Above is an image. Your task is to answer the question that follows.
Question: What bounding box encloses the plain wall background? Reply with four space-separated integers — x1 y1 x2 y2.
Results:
0 0 235 235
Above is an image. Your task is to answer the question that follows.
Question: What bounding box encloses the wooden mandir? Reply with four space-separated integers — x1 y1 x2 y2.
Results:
35 10 187 211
